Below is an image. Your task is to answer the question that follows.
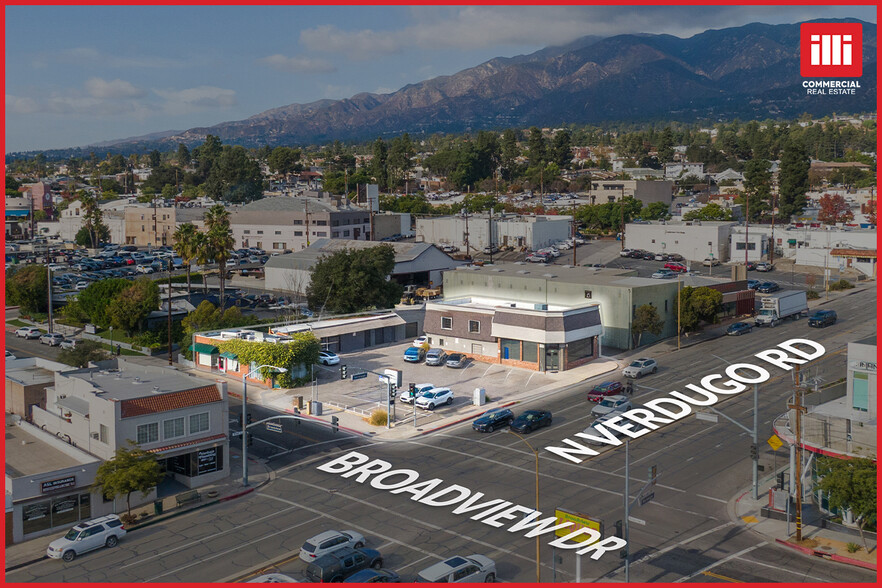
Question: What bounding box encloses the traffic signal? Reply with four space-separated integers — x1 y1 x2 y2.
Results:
750 444 758 460
247 413 253 424
409 382 416 397
777 472 786 489
246 431 253 446
340 364 348 380
331 416 339 434
614 519 623 538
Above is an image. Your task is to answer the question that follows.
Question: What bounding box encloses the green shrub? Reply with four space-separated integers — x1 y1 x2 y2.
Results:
806 290 820 300
368 409 388 426
828 279 855 291
846 542 861 553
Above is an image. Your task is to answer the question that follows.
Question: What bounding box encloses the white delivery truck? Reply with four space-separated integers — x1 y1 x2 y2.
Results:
754 290 808 327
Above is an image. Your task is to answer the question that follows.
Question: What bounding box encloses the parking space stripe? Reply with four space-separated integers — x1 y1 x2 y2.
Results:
674 542 767 583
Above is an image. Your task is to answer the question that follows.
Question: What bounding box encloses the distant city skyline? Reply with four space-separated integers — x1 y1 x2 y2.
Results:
5 5 876 152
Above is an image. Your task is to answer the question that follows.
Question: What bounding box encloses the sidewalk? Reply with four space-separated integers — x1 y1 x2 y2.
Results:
4 447 272 572
729 472 877 572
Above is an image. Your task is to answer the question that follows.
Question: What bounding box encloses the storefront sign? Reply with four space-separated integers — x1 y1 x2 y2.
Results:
850 360 876 373
41 475 76 494
197 448 219 475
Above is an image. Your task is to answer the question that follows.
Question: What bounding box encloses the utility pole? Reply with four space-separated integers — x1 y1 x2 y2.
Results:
463 207 470 259
571 201 577 265
47 265 53 333
168 259 174 366
488 207 494 264
769 192 777 265
744 191 750 267
152 197 158 249
620 186 626 252
305 199 310 247
344 169 348 201
788 364 807 542
677 273 681 350
368 196 375 241
29 193 35 240
624 438 630 583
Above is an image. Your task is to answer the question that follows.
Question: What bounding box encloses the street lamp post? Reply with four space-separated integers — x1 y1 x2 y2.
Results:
242 364 288 486
506 430 540 583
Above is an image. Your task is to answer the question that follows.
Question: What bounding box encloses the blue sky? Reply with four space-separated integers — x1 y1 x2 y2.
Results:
5 5 876 153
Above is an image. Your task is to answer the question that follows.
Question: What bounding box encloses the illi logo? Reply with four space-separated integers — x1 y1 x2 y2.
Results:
801 23 862 77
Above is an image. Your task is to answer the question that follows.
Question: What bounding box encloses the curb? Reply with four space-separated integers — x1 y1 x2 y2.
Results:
417 400 521 436
5 555 48 572
774 538 877 570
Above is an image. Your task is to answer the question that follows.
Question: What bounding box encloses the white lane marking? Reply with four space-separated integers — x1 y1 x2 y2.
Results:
394 554 434 572
273 441 382 475
120 506 303 568
265 483 549 570
611 522 736 574
674 542 767 582
141 516 325 581
734 554 830 582
696 494 728 504
635 384 663 393
712 354 732 365
256 438 289 451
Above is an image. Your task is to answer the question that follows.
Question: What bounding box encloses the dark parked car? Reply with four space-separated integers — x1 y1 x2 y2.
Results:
472 408 515 433
756 281 780 293
510 410 552 433
587 381 624 402
808 310 837 328
726 322 753 336
642 252 655 260
745 261 757 271
344 569 400 583
304 547 384 583
747 279 760 290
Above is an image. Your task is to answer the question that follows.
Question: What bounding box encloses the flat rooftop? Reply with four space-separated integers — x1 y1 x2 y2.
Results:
437 297 597 313
5 416 94 478
64 362 215 401
5 365 55 387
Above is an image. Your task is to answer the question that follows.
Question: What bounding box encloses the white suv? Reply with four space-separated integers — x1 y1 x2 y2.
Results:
299 530 366 562
415 387 453 410
399 383 435 404
15 326 42 339
416 555 496 583
622 358 658 378
47 514 126 562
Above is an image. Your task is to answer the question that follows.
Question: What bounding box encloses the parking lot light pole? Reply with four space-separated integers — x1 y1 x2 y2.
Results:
242 364 287 486
506 430 540 583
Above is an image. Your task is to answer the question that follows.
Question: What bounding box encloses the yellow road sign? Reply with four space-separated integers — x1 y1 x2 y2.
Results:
554 509 602 544
767 434 783 451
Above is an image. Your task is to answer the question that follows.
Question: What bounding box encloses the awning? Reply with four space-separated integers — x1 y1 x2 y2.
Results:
831 248 876 258
787 239 797 244
5 210 29 217
219 351 238 359
190 343 219 354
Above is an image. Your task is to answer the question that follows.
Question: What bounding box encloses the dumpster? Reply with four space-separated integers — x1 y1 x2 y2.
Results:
154 499 163 515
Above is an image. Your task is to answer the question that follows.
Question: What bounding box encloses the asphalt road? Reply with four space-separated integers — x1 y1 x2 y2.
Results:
8 286 874 583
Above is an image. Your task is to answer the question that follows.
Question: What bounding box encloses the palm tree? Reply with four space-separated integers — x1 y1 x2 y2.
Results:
193 232 210 295
202 205 234 311
172 223 199 295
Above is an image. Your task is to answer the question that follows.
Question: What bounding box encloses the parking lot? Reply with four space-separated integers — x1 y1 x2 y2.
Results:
308 341 569 428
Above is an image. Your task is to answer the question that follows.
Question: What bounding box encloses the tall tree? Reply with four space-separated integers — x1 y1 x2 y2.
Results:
631 304 665 347
78 278 132 326
176 143 191 166
148 149 162 169
742 159 772 222
550 129 573 169
499 129 521 181
817 193 855 224
92 442 164 518
306 245 402 314
5 265 48 314
203 205 234 311
777 138 810 220
526 127 547 165
107 278 161 337
172 223 200 294
57 340 109 368
370 138 389 190
80 193 109 249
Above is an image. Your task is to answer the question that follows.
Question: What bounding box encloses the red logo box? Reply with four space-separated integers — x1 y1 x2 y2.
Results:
801 23 863 77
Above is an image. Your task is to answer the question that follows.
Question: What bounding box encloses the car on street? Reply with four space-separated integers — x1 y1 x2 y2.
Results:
808 309 838 328
318 350 340 365
510 410 552 433
702 258 720 267
304 546 383 583
745 261 757 271
299 530 366 563
46 514 126 562
587 381 624 402
15 326 42 339
664 262 688 272
747 279 760 290
622 357 658 378
756 281 780 293
651 269 676 279
591 394 632 418
399 383 435 404
415 387 453 410
726 322 753 336
344 569 401 583
403 346 427 363
413 336 429 347
416 555 496 583
424 348 448 366
472 408 515 433
445 353 467 368
59 338 83 350
755 262 774 272
582 412 627 443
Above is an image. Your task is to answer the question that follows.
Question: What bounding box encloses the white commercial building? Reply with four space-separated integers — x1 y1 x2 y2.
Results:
417 213 571 254
624 220 737 263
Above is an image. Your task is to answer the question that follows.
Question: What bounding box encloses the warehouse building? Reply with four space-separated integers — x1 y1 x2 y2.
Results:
416 212 571 254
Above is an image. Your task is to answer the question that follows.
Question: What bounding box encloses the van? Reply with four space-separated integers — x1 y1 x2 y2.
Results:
304 547 383 583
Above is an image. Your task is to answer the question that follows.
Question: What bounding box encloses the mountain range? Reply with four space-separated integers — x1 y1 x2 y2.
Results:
88 19 880 152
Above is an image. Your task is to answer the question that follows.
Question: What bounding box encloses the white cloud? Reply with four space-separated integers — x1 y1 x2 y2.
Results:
84 77 146 99
33 46 188 69
154 85 237 114
300 25 403 60
258 54 336 73
6 95 41 114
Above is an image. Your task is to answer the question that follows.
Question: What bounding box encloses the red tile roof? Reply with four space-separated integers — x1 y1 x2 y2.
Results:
146 433 227 454
120 385 222 418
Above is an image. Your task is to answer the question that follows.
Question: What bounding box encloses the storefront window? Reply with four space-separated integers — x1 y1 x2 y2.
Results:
501 339 520 361
522 341 539 363
137 422 159 444
853 372 869 411
568 338 594 363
